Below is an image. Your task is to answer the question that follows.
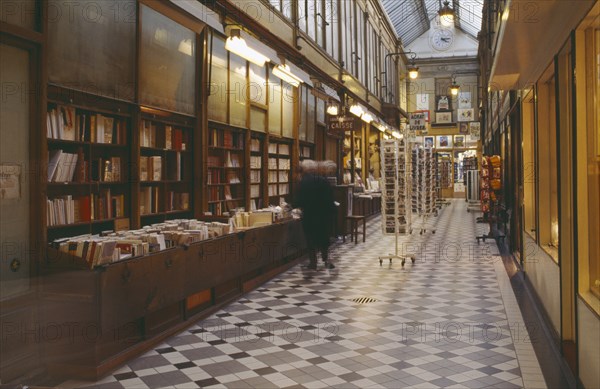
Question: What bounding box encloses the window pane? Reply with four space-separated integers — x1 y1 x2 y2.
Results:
140 4 195 114
268 67 282 135
48 0 135 100
306 92 316 143
249 62 267 106
316 98 325 124
298 0 306 33
250 106 267 133
229 54 247 127
208 35 227 123
307 0 316 40
282 82 294 138
299 86 307 141
282 0 292 19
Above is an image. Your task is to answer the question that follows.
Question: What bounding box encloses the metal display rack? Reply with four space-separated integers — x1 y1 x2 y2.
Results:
411 144 436 234
379 138 414 266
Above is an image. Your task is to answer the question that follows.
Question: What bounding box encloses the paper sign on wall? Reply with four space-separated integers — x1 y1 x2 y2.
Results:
416 94 429 110
0 164 21 200
458 92 471 109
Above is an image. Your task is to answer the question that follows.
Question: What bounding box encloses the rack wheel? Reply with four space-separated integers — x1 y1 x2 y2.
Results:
432 230 436 234
467 209 470 213
389 258 392 264
401 259 406 266
379 259 383 265
411 257 416 263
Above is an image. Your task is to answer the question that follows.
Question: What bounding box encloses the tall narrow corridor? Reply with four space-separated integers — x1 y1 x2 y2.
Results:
65 200 547 388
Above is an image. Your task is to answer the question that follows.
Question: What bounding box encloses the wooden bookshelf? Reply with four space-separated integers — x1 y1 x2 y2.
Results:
267 138 292 206
46 86 132 242
206 125 246 216
138 113 194 223
249 132 265 211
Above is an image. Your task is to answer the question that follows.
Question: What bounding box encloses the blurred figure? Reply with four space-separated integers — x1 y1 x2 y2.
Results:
295 160 336 270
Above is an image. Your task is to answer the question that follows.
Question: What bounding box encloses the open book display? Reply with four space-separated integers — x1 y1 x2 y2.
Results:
50 219 233 270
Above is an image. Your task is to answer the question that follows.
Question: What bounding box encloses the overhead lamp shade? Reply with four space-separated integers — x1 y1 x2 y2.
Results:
361 113 373 123
408 64 419 79
272 63 303 87
438 1 455 27
225 30 270 66
326 102 338 115
349 103 364 117
449 82 460 96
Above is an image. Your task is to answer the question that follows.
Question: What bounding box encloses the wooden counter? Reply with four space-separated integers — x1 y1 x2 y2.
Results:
39 219 306 380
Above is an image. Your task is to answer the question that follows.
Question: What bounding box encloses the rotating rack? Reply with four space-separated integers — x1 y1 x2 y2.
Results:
411 144 436 234
379 138 414 266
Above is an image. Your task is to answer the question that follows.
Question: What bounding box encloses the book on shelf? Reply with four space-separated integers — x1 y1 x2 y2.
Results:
140 156 148 181
278 144 290 155
250 138 261 152
48 149 82 183
268 143 277 154
250 170 261 184
227 171 240 184
149 156 162 181
167 191 190 211
165 125 172 149
250 156 262 169
224 185 232 200
250 184 260 198
139 186 160 215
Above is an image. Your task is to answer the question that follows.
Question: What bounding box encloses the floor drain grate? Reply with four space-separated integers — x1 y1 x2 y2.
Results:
352 297 378 304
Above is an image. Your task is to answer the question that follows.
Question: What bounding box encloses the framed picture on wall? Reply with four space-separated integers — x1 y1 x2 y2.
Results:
454 135 465 148
459 122 469 134
436 95 452 111
436 111 452 124
469 121 481 140
457 108 474 122
424 136 434 148
438 136 450 148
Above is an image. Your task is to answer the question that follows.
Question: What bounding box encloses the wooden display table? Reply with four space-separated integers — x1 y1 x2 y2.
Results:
39 220 306 381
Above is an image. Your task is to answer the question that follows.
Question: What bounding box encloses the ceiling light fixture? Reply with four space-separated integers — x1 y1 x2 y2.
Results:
225 29 270 67
438 0 455 27
361 113 374 123
449 75 460 96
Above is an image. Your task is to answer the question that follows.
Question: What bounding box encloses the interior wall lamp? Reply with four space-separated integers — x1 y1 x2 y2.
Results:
272 59 303 87
225 29 270 66
326 100 339 116
383 50 419 86
438 0 456 27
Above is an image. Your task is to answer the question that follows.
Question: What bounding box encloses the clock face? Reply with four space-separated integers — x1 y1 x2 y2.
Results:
430 29 454 51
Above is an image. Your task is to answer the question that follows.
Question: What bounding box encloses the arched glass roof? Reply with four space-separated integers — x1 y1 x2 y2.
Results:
381 0 483 46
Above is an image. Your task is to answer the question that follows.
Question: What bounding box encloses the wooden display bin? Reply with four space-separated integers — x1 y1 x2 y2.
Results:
39 219 306 381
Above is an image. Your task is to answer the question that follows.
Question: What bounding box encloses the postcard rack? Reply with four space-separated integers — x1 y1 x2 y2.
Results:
379 138 414 266
411 144 436 234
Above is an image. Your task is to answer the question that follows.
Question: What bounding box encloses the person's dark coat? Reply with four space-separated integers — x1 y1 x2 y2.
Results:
294 173 335 248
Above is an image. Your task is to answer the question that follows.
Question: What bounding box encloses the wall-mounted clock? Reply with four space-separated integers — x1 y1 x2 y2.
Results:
430 28 454 51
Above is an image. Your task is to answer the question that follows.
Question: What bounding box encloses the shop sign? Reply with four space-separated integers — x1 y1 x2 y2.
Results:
328 115 361 132
409 112 427 131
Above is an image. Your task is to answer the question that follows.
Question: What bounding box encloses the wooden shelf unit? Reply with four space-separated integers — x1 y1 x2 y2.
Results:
267 138 292 206
249 132 265 211
138 113 194 222
206 124 246 216
46 85 133 242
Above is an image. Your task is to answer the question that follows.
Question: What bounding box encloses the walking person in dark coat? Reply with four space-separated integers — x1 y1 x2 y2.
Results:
294 160 336 270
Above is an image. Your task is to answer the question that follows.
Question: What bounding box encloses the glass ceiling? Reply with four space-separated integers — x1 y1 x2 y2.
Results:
381 0 483 46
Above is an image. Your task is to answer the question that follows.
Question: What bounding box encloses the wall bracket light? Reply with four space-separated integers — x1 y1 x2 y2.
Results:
225 29 270 66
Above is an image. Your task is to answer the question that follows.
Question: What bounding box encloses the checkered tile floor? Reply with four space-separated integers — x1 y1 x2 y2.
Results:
65 200 545 388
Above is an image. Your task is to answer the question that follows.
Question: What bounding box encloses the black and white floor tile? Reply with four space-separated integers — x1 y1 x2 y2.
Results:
62 200 546 388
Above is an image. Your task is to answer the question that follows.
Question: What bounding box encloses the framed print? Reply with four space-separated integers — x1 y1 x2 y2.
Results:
436 95 451 111
469 121 481 140
457 108 474 122
424 136 434 148
409 111 428 131
436 111 452 124
458 92 471 109
438 135 450 148
454 135 465 148
459 122 469 134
